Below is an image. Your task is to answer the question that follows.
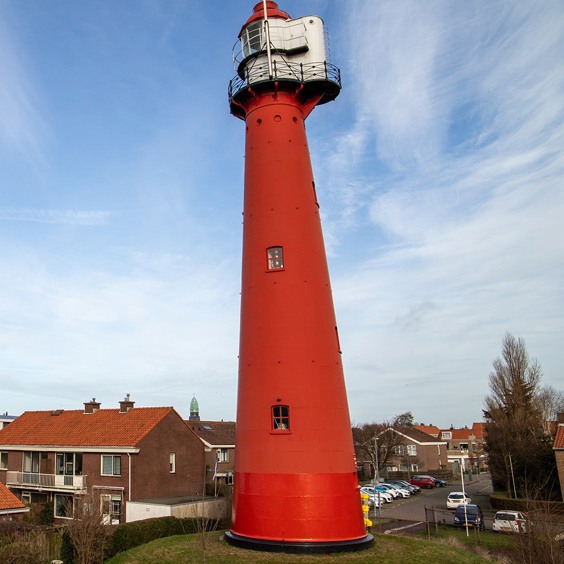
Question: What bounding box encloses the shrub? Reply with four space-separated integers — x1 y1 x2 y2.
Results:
106 517 205 558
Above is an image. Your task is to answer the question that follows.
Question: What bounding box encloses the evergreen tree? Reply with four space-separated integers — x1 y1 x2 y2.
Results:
483 333 560 500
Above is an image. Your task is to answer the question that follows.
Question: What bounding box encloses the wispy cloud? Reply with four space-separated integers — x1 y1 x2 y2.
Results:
0 208 111 225
0 11 46 157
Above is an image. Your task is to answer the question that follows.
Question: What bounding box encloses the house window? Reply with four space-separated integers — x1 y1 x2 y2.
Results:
218 448 229 463
23 452 40 473
225 472 234 485
272 405 290 430
0 451 7 469
55 494 74 518
21 492 31 505
101 455 121 476
56 453 83 476
442 431 452 440
170 452 176 474
407 444 417 456
267 246 284 270
394 445 405 456
460 442 469 452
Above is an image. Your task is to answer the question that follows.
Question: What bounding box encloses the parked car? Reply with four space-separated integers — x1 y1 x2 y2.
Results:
370 486 394 503
492 510 529 534
431 477 447 487
388 479 420 494
453 504 484 530
382 483 411 498
447 492 472 509
409 475 436 489
360 487 386 506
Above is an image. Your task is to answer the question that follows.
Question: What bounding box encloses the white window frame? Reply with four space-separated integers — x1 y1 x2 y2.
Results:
101 455 121 476
0 451 7 470
54 494 74 519
407 444 417 456
170 452 176 474
442 431 452 440
218 448 229 463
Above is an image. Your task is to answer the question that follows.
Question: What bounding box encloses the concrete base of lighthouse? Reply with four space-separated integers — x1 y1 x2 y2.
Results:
224 531 374 554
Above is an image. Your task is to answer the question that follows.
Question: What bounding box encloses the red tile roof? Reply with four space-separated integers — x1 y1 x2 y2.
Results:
554 425 564 449
0 483 26 510
414 425 440 437
0 407 175 448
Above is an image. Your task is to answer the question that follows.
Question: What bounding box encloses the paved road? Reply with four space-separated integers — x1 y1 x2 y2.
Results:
369 472 493 530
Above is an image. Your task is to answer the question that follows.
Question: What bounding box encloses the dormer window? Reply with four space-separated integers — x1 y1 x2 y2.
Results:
272 405 290 431
267 246 284 270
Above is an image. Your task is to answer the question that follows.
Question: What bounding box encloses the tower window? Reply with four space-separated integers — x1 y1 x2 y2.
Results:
267 246 284 270
272 405 290 430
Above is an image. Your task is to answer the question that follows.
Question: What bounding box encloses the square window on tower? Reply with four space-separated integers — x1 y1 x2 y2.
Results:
267 246 284 270
272 405 290 430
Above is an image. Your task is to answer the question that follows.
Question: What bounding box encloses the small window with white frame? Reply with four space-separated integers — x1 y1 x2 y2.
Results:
218 448 229 463
101 455 121 476
170 452 176 473
55 494 74 518
407 444 417 456
0 451 7 469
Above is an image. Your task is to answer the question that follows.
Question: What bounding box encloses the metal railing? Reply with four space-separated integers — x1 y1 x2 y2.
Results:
229 59 341 101
7 471 87 491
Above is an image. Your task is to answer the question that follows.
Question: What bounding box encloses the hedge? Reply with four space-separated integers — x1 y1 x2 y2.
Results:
61 515 230 562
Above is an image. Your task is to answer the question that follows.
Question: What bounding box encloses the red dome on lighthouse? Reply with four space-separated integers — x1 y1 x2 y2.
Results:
240 1 290 32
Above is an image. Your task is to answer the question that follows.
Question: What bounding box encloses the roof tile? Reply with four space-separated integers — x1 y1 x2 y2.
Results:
0 483 26 510
0 407 174 448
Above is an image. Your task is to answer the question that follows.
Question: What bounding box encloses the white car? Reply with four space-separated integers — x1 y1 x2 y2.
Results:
382 483 411 498
492 511 529 533
360 487 383 507
368 486 394 503
447 492 471 509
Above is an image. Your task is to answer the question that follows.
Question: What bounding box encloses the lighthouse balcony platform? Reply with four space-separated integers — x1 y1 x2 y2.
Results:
228 58 341 105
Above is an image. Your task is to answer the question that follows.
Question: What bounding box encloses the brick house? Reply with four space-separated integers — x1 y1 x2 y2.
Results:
185 396 236 489
0 482 29 521
379 427 448 474
553 413 564 501
189 421 236 488
438 422 487 474
0 397 205 524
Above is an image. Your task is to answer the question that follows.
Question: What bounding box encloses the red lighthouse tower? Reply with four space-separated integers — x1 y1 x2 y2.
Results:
225 2 373 552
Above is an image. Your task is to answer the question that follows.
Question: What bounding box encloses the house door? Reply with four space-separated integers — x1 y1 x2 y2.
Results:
100 494 122 525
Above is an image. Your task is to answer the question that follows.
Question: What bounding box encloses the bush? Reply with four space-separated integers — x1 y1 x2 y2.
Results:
106 517 206 558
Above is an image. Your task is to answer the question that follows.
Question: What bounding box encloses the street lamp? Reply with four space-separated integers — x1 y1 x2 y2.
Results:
373 437 380 484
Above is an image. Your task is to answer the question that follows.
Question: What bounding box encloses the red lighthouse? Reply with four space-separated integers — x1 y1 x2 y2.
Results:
225 2 373 552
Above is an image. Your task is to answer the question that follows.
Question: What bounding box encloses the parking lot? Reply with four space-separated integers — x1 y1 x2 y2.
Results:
367 472 494 530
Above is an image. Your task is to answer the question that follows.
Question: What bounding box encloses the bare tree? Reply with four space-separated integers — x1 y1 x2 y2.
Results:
535 384 564 436
352 413 414 480
64 496 113 564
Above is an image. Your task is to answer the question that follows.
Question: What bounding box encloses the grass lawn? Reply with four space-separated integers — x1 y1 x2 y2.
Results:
105 530 512 563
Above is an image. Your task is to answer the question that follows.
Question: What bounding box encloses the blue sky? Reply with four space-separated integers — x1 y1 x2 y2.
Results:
1 1 562 427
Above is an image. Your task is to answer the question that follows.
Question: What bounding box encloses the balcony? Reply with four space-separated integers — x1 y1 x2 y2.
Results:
7 471 87 492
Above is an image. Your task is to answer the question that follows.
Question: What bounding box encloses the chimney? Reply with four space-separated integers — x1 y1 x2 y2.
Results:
119 394 135 413
84 398 101 414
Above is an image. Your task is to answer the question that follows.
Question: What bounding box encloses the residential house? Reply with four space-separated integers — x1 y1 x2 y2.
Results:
438 422 487 474
414 424 440 438
553 413 564 501
185 396 235 488
0 482 29 521
0 413 17 429
0 397 205 524
379 427 448 475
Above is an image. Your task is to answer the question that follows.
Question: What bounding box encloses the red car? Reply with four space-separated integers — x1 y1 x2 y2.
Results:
409 475 436 489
